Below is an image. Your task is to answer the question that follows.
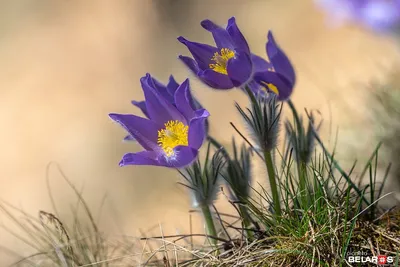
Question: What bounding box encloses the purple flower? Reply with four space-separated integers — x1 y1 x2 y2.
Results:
126 74 207 141
252 31 296 101
178 17 295 101
109 73 209 168
178 17 253 89
316 0 400 33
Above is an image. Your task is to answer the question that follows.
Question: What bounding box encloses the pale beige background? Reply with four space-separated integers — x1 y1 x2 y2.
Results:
0 0 399 264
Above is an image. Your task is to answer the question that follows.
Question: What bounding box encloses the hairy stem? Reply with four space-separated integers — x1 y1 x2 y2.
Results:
200 204 219 252
297 161 308 208
264 150 282 219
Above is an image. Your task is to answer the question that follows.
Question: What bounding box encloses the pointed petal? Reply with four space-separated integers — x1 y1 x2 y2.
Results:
251 54 271 72
174 79 195 120
179 55 200 75
150 76 175 103
266 31 296 85
188 109 210 150
172 76 201 112
174 76 204 111
226 17 250 53
178 37 217 70
201 19 234 49
119 151 161 167
131 100 149 118
109 113 159 151
166 75 179 96
141 73 186 125
226 51 253 87
254 71 294 101
199 69 234 89
159 146 198 168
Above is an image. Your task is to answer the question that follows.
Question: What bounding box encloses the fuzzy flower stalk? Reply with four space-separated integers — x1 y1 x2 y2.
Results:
285 109 322 166
222 139 255 238
236 88 283 218
178 143 225 250
285 107 322 208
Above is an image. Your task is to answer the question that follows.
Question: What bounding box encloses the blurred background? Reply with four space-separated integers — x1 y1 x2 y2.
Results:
0 0 400 264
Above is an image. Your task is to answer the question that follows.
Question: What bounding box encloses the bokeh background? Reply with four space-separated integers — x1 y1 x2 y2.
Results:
1 0 400 264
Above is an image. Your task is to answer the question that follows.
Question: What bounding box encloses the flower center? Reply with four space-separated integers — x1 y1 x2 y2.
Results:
157 120 189 157
260 81 279 96
209 48 235 75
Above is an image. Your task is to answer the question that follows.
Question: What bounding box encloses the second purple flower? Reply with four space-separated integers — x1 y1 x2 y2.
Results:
178 17 296 101
178 17 253 89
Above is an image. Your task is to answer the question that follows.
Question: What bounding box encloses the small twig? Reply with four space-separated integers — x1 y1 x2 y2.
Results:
373 206 396 223
189 213 193 254
212 204 232 243
368 238 376 257
140 234 230 243
348 192 394 224
158 223 170 267
375 238 380 257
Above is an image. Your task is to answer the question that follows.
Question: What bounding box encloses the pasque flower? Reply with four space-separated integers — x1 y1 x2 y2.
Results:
125 74 207 141
316 0 400 33
109 73 209 168
178 17 295 101
252 31 296 101
178 17 254 89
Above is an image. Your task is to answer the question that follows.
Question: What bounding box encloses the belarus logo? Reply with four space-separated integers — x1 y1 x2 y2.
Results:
348 255 393 264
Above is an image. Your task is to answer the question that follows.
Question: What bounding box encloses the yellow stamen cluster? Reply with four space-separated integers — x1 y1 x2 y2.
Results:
157 120 189 157
209 48 235 75
260 81 279 95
